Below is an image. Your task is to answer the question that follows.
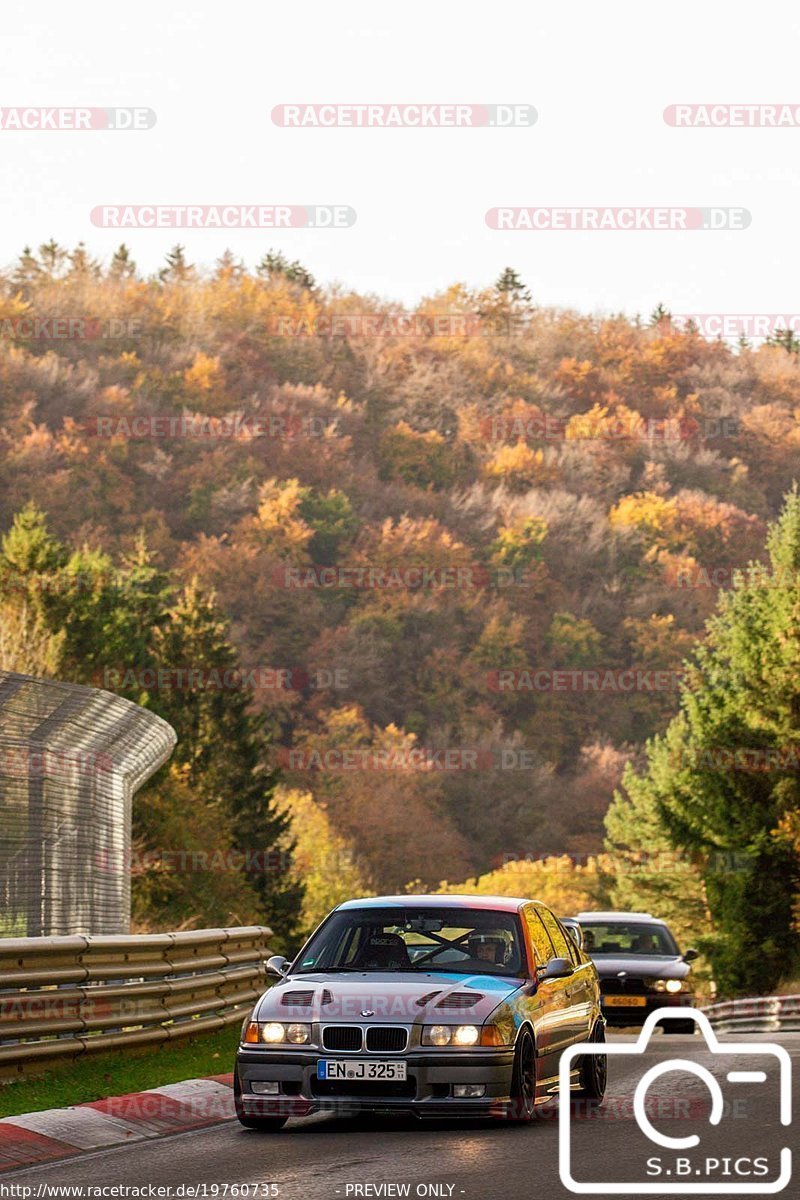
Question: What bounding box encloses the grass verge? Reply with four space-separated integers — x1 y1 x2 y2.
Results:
0 1025 239 1118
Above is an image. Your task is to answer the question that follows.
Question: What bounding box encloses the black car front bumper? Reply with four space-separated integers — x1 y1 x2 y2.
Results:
235 1046 516 1119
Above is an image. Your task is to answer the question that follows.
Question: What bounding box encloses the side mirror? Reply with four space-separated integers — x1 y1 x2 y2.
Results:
538 956 574 981
266 954 290 979
683 948 699 963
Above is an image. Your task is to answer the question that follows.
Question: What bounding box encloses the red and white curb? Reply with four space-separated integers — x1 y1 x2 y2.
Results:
0 1073 235 1172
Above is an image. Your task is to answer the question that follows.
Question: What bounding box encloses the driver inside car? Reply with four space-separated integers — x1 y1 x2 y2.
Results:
467 933 508 965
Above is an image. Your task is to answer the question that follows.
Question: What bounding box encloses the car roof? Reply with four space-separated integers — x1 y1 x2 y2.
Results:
574 910 666 924
335 894 530 914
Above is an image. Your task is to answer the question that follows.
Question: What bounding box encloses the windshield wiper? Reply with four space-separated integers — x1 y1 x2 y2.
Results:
311 965 365 972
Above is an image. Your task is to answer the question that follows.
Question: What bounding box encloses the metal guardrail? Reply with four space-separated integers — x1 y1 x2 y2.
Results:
703 995 800 1035
0 926 272 1078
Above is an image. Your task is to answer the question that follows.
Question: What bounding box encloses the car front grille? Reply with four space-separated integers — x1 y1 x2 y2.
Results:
322 1025 362 1051
365 1026 407 1052
599 976 647 995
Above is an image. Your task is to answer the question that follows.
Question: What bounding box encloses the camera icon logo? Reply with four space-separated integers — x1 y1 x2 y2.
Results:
558 1008 792 1194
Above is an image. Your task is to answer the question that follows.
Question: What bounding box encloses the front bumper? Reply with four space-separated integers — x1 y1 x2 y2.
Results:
600 992 694 1026
235 1046 516 1119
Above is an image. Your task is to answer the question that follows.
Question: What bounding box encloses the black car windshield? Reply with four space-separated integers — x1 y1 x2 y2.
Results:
294 906 525 977
580 921 679 956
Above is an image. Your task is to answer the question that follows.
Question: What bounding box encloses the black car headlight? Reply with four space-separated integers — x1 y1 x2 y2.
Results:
650 979 688 994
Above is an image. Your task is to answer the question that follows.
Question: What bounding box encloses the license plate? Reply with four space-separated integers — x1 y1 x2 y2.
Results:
318 1059 407 1081
603 995 647 1007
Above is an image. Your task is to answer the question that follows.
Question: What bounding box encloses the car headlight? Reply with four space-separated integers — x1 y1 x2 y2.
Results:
422 1024 453 1046
421 1023 514 1048
421 1024 480 1047
286 1022 311 1043
261 1022 289 1042
650 979 687 994
452 1024 480 1046
243 1021 312 1044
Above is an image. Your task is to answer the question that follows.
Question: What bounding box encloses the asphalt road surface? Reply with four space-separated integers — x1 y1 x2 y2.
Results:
6 1033 799 1200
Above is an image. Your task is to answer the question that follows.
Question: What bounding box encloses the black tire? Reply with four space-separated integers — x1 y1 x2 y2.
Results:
574 1020 607 1106
234 1069 288 1132
508 1027 538 1122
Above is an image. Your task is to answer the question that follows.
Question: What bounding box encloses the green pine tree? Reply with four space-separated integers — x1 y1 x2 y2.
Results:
649 302 672 327
766 327 800 354
612 489 800 995
214 249 245 280
1 503 67 581
109 244 137 281
38 239 67 278
149 581 303 942
11 246 43 291
605 729 712 982
67 242 102 279
256 249 316 291
495 266 531 304
159 244 194 283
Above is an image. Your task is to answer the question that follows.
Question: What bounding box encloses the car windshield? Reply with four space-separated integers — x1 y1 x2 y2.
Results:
579 921 679 956
294 906 525 977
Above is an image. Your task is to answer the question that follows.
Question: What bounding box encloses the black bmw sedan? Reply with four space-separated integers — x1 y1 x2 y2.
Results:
570 910 698 1033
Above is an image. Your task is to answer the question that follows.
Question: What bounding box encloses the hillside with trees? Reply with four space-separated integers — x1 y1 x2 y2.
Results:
1 243 798 983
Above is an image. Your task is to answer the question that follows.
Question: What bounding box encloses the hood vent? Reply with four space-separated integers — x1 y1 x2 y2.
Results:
321 989 334 1004
415 990 442 1007
281 990 314 1007
437 992 483 1009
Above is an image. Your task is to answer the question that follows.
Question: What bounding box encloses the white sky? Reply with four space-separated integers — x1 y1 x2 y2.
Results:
3 1 800 318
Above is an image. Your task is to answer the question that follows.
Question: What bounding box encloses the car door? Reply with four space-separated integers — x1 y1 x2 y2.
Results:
535 904 588 1045
522 904 572 1071
556 916 596 1042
